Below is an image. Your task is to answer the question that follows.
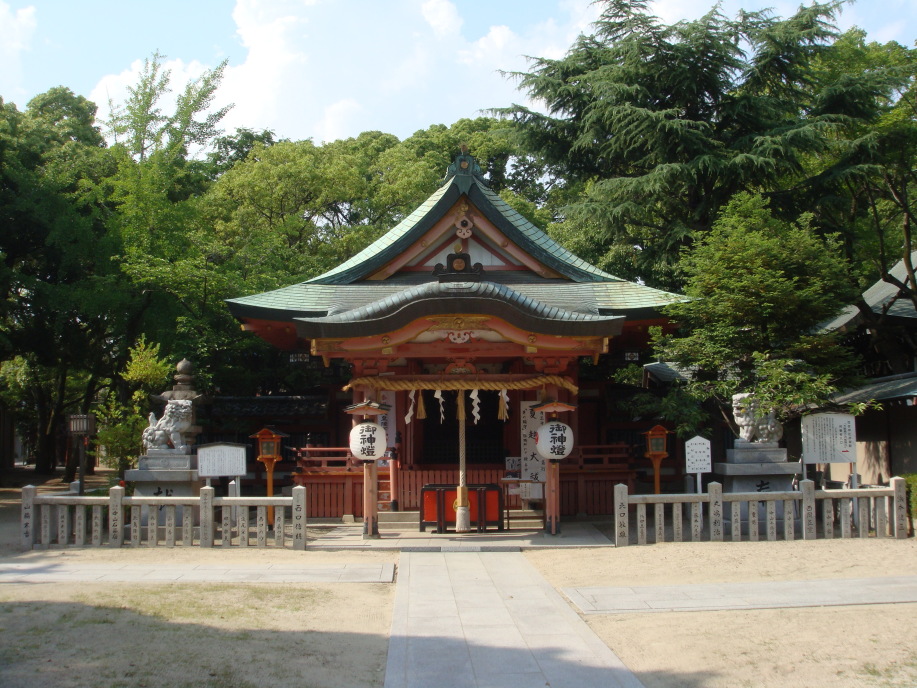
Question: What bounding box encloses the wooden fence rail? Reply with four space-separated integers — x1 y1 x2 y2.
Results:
21 478 910 549
612 478 908 546
20 485 307 551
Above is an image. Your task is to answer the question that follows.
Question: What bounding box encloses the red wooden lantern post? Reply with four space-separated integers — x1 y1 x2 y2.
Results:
643 424 671 495
534 398 576 535
252 428 287 526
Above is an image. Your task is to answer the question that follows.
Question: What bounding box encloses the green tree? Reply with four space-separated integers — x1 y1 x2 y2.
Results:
654 193 860 428
94 337 172 476
200 126 279 179
0 89 133 472
101 53 238 384
498 0 864 289
801 31 917 372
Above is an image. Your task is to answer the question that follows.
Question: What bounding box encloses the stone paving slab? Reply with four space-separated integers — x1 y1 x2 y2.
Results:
564 575 917 614
309 521 613 551
383 551 644 688
0 561 395 584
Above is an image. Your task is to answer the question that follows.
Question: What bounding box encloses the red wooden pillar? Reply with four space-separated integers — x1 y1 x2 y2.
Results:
390 456 401 511
546 459 561 534
363 460 379 538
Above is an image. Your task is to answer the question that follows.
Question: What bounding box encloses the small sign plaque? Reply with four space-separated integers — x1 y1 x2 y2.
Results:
198 443 248 477
802 413 856 464
684 436 712 474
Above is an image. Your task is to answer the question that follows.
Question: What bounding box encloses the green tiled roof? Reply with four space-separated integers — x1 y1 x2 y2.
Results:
822 250 917 332
305 171 620 285
226 273 682 323
306 181 456 285
831 372 917 405
470 181 616 282
225 154 687 325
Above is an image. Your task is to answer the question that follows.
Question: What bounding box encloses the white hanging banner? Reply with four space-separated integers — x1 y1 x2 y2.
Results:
379 391 397 447
520 400 546 482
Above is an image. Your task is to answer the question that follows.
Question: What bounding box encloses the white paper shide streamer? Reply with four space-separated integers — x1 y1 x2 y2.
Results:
404 389 415 425
434 389 444 423
470 389 481 424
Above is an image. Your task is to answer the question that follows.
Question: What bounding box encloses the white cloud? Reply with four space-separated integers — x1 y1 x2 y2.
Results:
85 0 608 145
0 1 37 101
421 0 462 38
314 97 362 143
458 25 516 67
220 0 312 132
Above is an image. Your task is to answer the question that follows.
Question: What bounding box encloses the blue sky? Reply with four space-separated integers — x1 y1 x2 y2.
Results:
2 0 914 146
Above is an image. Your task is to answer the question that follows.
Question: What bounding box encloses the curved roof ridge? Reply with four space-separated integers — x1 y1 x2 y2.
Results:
294 280 623 339
304 281 608 323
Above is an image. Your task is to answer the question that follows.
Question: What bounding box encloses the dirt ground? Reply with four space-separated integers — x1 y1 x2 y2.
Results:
527 540 917 688
2 467 916 687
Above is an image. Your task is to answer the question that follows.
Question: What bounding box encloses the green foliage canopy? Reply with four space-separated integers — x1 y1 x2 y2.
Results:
656 193 860 422
497 0 875 289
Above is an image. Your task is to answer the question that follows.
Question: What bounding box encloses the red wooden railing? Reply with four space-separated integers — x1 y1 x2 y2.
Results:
289 444 640 519
290 446 355 471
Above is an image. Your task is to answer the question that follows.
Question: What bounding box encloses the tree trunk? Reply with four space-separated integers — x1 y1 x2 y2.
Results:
63 436 78 483
33 425 56 475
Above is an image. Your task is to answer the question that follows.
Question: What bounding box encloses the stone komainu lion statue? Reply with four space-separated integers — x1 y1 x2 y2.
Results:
732 393 783 443
142 399 194 453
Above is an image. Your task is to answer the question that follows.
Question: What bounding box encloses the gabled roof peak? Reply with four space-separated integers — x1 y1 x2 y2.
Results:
444 146 487 194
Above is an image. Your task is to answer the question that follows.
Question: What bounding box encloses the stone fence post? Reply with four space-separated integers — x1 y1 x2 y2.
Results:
21 485 36 550
708 482 723 542
200 486 215 547
801 479 816 540
109 485 124 548
891 477 908 539
614 483 629 547
292 486 307 551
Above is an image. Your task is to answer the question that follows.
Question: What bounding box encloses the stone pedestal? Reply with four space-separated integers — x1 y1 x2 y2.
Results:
125 451 201 525
715 441 800 529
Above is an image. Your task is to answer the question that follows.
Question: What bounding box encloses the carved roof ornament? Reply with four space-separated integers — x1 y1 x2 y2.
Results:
455 214 474 239
427 316 491 332
443 145 487 192
433 251 484 282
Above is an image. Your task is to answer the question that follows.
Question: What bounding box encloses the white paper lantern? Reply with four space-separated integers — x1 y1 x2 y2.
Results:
535 421 573 460
349 422 386 461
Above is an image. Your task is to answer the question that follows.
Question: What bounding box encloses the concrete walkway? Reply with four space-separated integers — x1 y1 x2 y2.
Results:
384 551 644 688
0 559 395 583
309 521 613 550
564 575 917 614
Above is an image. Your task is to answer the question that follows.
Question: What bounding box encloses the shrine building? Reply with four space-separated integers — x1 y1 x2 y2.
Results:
226 150 683 535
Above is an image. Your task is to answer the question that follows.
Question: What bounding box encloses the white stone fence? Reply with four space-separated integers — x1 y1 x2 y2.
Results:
613 478 909 546
20 485 307 551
